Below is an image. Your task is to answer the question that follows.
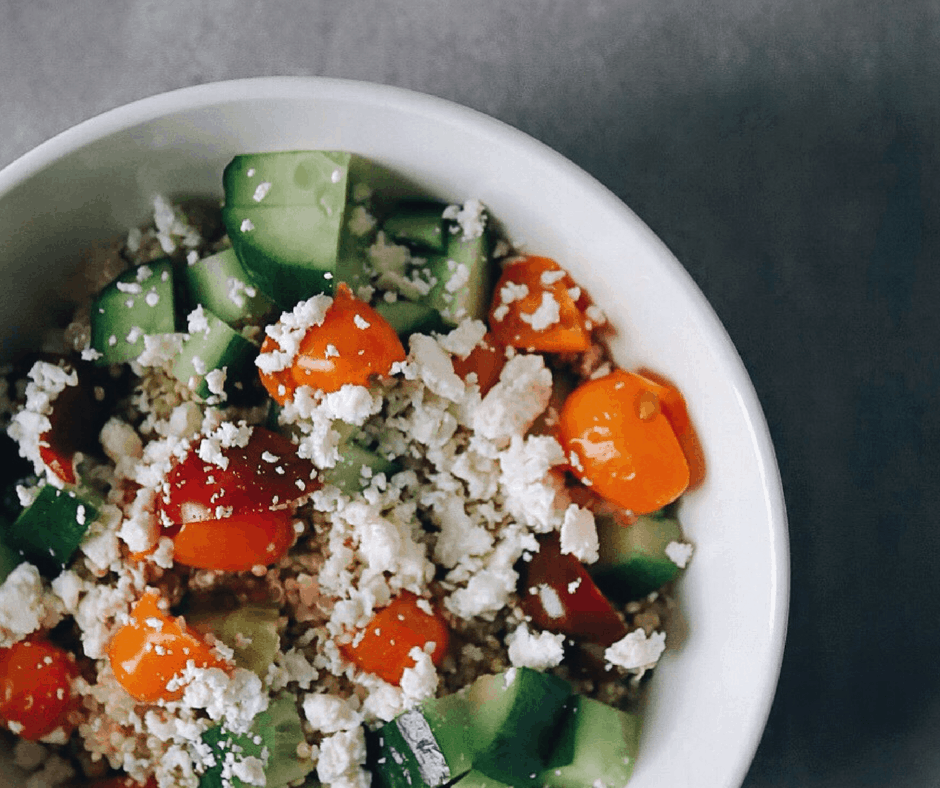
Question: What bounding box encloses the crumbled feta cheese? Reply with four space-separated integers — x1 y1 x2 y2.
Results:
605 630 667 675
665 540 694 568
442 199 486 240
303 693 364 734
0 563 63 648
559 505 599 563
519 291 561 331
506 624 565 670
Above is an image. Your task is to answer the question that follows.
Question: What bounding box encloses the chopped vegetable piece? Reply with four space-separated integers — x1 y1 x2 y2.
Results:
171 508 296 571
186 604 281 676
199 694 313 788
557 369 690 515
636 368 706 489
374 299 449 339
590 511 686 602
321 441 401 494
465 668 573 786
170 307 257 400
89 259 176 365
158 426 318 526
382 201 448 253
222 151 354 307
108 590 229 703
539 695 640 788
0 637 78 740
184 247 275 328
519 533 628 646
258 283 406 403
0 530 20 582
450 333 505 396
5 484 97 576
488 256 591 352
339 591 450 685
426 227 492 326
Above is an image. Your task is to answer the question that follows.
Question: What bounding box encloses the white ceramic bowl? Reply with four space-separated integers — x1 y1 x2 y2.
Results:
0 77 788 788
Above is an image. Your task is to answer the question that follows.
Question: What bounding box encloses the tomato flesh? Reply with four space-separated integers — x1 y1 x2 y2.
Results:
520 533 627 647
0 637 78 740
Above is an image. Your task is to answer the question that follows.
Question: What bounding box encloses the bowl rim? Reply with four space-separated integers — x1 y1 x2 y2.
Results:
0 76 789 787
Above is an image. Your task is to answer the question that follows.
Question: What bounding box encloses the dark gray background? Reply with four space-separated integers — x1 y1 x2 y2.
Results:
2 1 938 785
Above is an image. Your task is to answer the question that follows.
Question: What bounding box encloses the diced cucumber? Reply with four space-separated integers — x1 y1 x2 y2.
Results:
371 691 475 788
222 151 354 308
374 300 448 340
199 694 313 788
426 229 492 326
184 247 275 327
169 309 256 400
5 485 97 576
223 150 352 208
465 668 573 786
0 526 21 583
589 512 685 602
382 202 448 253
90 259 176 365
185 604 281 677
452 771 509 788
539 696 640 788
321 442 401 494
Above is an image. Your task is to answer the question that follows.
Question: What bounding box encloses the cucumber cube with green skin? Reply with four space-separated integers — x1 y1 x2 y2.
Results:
371 691 476 788
5 485 97 576
90 259 176 365
170 308 256 400
465 668 573 786
184 247 275 328
588 512 685 603
198 694 313 788
426 229 492 326
321 442 401 494
539 696 640 788
184 604 280 677
373 300 448 340
223 150 352 208
382 202 448 253
222 151 354 308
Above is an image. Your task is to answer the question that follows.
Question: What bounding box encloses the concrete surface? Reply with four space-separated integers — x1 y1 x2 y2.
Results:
3 1 939 785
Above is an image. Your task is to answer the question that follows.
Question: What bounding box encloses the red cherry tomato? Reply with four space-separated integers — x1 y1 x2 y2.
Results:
0 637 78 740
520 533 628 646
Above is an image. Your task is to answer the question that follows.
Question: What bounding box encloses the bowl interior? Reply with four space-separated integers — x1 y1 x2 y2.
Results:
0 78 788 788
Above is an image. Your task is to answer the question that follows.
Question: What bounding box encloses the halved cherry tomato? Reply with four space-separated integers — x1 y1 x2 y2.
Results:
557 369 689 515
450 332 506 396
635 368 706 489
519 533 627 646
157 426 316 570
0 636 78 740
338 591 450 686
259 283 406 404
488 256 592 353
108 590 229 703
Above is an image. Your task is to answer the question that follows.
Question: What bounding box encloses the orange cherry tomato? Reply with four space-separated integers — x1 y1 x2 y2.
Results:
338 592 450 686
259 283 406 404
635 368 706 489
557 369 690 515
108 591 229 703
520 533 627 646
488 256 592 353
0 637 78 740
450 332 506 396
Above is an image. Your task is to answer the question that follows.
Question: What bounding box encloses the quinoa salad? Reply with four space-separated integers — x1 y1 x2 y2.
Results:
0 151 702 788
